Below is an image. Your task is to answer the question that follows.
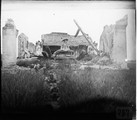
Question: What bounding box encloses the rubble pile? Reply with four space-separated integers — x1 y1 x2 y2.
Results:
16 57 40 68
96 56 112 66
76 15 129 69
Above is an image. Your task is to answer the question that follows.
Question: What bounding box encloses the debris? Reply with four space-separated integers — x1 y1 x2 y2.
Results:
76 49 87 60
87 45 97 56
73 19 100 55
16 57 40 67
34 63 41 72
97 56 111 66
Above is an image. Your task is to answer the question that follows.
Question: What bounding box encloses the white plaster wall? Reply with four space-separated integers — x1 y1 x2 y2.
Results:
112 26 127 63
126 10 136 61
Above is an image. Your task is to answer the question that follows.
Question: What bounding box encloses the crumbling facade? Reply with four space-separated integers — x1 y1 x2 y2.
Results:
18 33 29 58
99 25 115 55
18 33 36 58
2 19 18 67
87 41 98 55
99 15 128 63
111 15 128 63
41 32 90 46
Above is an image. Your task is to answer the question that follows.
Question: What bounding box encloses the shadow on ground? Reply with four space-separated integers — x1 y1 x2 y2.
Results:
1 97 135 120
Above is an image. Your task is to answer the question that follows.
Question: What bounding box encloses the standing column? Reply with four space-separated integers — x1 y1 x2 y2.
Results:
126 10 136 61
111 15 128 64
2 19 18 67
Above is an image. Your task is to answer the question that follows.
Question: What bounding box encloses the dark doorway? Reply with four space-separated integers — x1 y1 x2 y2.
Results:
43 45 60 54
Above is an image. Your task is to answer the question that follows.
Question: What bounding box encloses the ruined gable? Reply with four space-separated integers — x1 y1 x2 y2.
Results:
99 25 115 55
41 32 90 46
111 15 128 63
99 15 128 64
41 32 71 46
18 33 29 58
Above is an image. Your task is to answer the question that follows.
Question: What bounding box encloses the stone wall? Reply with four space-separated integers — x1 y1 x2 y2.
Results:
99 15 128 63
111 15 128 63
28 42 35 54
2 19 18 67
18 33 29 58
99 25 115 55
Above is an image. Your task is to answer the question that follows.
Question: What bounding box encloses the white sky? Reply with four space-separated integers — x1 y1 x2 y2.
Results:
1 1 135 46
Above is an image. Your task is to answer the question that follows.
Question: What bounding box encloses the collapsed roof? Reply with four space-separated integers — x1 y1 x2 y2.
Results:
41 32 91 46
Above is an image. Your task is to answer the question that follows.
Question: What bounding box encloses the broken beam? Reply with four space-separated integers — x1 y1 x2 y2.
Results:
74 29 80 37
73 19 99 54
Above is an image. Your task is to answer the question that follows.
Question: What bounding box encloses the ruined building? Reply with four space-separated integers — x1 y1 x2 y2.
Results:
99 25 115 55
41 32 91 56
2 19 18 67
18 33 36 58
35 41 43 56
28 42 36 54
99 15 128 63
111 15 128 63
18 33 29 58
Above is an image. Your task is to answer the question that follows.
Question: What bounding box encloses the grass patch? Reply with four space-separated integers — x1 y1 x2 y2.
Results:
1 69 51 113
55 64 135 114
57 66 135 104
1 59 136 115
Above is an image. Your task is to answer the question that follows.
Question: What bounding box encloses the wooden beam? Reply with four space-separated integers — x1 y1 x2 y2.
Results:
74 29 80 37
73 19 99 54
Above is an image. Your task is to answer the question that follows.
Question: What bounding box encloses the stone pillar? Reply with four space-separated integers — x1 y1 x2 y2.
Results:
111 15 128 64
126 10 136 61
2 19 18 67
